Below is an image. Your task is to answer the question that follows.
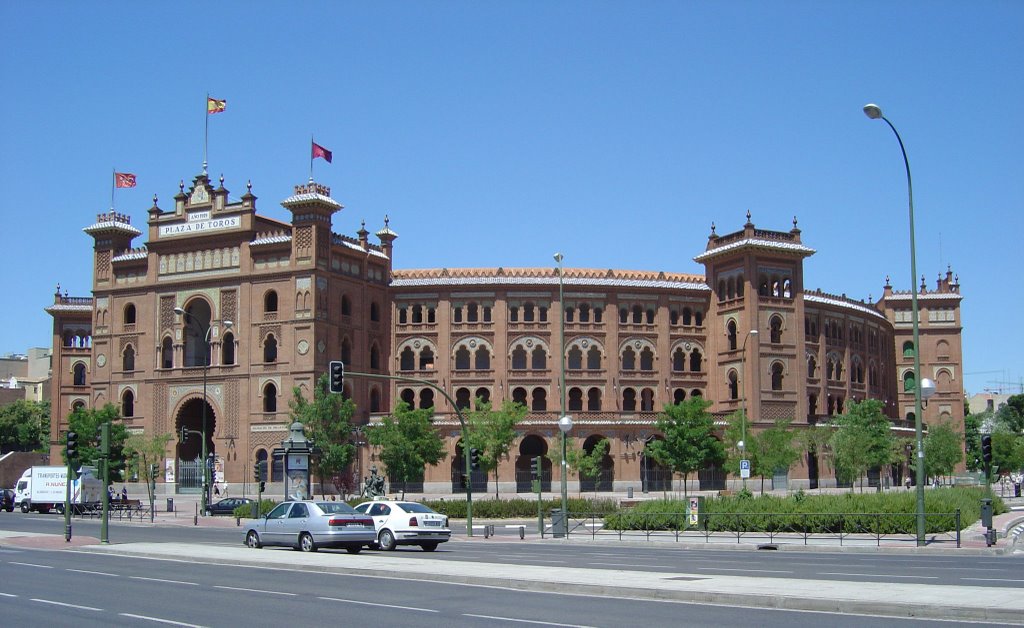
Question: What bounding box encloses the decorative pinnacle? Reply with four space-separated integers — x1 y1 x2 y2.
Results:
247 180 252 192
179 180 185 192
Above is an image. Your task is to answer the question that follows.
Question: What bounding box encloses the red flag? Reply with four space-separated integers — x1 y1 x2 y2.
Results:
115 172 137 188
312 141 333 163
207 97 227 114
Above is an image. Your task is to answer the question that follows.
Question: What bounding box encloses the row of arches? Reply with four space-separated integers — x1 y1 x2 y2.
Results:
399 386 704 413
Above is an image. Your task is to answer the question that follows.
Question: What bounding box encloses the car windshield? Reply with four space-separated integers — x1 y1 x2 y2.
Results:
316 502 358 514
397 502 436 513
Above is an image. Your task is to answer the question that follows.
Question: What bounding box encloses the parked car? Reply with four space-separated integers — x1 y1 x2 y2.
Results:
243 500 376 553
1 488 15 512
206 497 255 516
354 500 451 551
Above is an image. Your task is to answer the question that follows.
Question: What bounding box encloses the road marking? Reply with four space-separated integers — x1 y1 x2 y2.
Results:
961 577 1024 583
0 592 17 598
10 562 52 569
31 598 102 611
587 562 679 569
695 567 794 574
214 585 296 596
67 568 118 577
464 613 596 627
120 613 207 627
820 573 938 579
319 596 438 613
130 576 199 586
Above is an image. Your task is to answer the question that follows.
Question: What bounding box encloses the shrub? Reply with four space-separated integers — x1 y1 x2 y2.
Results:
234 498 278 519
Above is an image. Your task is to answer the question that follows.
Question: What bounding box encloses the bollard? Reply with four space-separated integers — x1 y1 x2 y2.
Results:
627 486 634 499
194 502 198 526
166 497 174 513
519 525 525 540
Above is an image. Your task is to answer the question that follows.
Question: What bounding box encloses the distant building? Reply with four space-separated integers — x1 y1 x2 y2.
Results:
967 392 1012 416
46 172 965 494
0 348 51 403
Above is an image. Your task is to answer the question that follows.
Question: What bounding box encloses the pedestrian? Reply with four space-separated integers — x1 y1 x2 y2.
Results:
108 485 115 502
121 486 128 501
214 484 221 497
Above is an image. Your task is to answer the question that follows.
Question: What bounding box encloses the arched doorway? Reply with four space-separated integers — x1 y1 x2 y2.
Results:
176 397 216 493
640 436 673 493
450 439 487 493
579 434 614 492
516 434 550 493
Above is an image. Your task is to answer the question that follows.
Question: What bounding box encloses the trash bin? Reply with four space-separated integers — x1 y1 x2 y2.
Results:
551 508 566 538
627 486 634 499
166 498 174 513
981 498 993 528
1015 483 1021 498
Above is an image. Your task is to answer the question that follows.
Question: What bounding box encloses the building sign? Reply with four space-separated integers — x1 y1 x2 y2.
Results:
159 215 241 238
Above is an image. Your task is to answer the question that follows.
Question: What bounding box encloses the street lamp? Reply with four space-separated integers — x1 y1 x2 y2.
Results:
739 328 758 489
554 252 569 535
174 306 232 514
863 102 926 546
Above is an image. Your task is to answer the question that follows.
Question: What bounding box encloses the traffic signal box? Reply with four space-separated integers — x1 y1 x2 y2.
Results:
66 431 79 480
531 456 542 494
329 360 345 394
470 448 481 470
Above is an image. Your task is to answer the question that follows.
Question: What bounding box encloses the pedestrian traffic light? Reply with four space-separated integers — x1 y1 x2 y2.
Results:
531 456 542 479
981 434 993 466
470 447 481 470
329 360 345 394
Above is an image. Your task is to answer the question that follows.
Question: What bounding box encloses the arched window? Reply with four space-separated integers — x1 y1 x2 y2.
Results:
400 388 415 407
531 388 546 411
672 348 685 372
411 305 423 323
263 334 278 363
568 346 583 370
689 349 702 373
72 400 85 412
511 346 527 370
264 290 278 313
370 344 381 370
903 370 916 392
640 388 655 412
622 388 636 412
400 347 415 371
622 347 636 371
162 337 173 369
639 347 654 371
341 337 352 364
474 346 490 370
645 308 655 324
221 332 235 365
771 363 784 391
482 306 491 322
370 302 381 322
727 277 736 300
122 389 135 418
587 388 601 411
398 308 408 324
579 304 590 322
475 387 490 406
593 307 603 323
727 320 738 351
682 308 693 326
568 387 583 411
512 387 527 405
619 307 628 324
691 389 703 398
370 387 381 413
670 310 679 326
564 307 574 323
826 357 835 380
808 355 817 378
124 303 136 325
263 383 277 412
73 363 87 386
728 370 738 400
508 306 519 322
419 389 434 410
455 346 470 370
456 388 471 410
419 347 434 370
452 306 463 323
586 346 602 370
341 295 352 316
770 316 783 344
632 305 643 324
181 300 213 367
122 345 135 372
694 311 704 327
523 302 535 322
902 341 915 358
531 345 546 370
466 302 479 322
673 389 686 404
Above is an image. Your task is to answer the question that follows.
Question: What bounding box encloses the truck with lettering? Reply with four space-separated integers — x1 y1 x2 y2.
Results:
14 466 102 514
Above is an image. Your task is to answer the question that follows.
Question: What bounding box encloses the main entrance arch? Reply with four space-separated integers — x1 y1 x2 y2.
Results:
176 397 217 493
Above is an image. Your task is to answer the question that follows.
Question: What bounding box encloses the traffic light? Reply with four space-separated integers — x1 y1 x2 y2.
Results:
66 430 79 464
149 463 158 493
329 360 345 394
180 425 188 442
531 456 542 479
981 434 993 466
253 461 262 483
259 481 266 493
470 447 481 470
100 422 111 457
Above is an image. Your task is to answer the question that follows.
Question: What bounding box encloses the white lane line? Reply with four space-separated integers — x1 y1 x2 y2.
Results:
695 567 794 574
214 585 296 596
318 596 438 613
820 572 938 579
908 566 1006 572
67 568 118 577
130 576 199 586
0 592 17 598
10 562 53 569
31 598 102 611
120 613 207 627
587 562 678 569
464 613 596 627
961 577 1024 583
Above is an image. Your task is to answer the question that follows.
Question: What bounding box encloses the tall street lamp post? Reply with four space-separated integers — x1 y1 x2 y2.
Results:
739 328 758 489
175 307 232 515
863 103 926 546
554 252 571 536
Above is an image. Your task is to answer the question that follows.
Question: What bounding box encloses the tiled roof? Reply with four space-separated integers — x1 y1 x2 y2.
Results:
44 304 92 313
280 192 342 209
804 293 886 319
693 238 815 262
250 232 292 246
883 292 963 301
339 239 390 259
391 267 709 291
112 248 148 262
83 219 142 237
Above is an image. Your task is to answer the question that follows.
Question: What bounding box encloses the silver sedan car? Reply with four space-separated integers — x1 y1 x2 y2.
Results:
243 500 376 553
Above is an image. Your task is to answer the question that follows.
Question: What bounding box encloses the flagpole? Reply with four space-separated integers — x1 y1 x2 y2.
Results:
110 169 115 210
203 92 209 175
310 134 314 182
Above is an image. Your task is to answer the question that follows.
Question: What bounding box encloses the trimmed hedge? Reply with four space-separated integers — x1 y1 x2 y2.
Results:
412 497 619 519
233 498 279 519
604 487 1005 533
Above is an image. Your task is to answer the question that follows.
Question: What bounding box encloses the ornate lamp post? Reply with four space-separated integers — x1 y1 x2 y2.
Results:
554 252 570 536
863 103 926 546
739 329 758 489
174 307 232 514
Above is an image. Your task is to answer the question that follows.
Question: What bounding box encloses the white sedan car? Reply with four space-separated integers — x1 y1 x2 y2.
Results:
354 500 451 551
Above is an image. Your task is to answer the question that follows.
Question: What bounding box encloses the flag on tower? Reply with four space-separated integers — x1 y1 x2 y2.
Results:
207 97 227 114
114 172 137 188
312 141 333 163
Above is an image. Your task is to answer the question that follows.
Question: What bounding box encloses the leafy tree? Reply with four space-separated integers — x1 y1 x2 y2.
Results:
645 399 724 497
366 402 446 498
467 398 527 497
0 399 50 452
752 418 800 492
991 430 1024 479
721 410 758 478
289 374 356 498
829 399 895 492
795 424 834 490
964 412 985 472
995 394 1024 433
122 432 173 520
65 404 129 477
920 421 963 480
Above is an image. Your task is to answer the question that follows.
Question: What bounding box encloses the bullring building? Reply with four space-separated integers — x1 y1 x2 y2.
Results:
46 171 965 495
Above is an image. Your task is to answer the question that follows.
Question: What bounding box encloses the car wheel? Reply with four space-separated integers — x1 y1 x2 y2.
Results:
378 529 397 551
345 545 362 554
205 509 212 517
21 502 29 514
420 542 439 552
55 504 64 515
245 530 262 549
299 532 317 552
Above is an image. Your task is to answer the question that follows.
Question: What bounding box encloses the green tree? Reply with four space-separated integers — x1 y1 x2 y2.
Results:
753 418 800 492
829 399 895 492
122 432 174 519
991 430 1024 479
467 398 527 497
920 421 963 480
66 404 129 477
964 412 985 471
0 399 50 452
645 399 724 497
795 424 834 490
573 438 609 494
995 394 1024 433
289 374 356 498
721 410 758 478
366 402 446 498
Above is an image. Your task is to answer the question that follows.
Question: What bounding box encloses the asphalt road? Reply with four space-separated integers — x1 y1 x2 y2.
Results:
0 546 1008 628
3 512 1022 590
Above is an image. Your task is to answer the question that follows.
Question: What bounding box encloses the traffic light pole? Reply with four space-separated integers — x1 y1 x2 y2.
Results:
344 370 475 537
64 430 78 543
100 422 111 544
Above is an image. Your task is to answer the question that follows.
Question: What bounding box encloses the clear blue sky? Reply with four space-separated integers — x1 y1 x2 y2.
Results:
1 1 1020 396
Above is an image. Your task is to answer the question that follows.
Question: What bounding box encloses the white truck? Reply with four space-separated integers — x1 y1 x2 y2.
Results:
14 466 102 514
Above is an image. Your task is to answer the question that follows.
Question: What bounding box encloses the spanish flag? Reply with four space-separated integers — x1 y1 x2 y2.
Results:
207 97 227 114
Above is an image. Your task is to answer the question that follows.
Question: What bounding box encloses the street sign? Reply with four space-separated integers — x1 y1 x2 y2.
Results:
740 459 751 479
